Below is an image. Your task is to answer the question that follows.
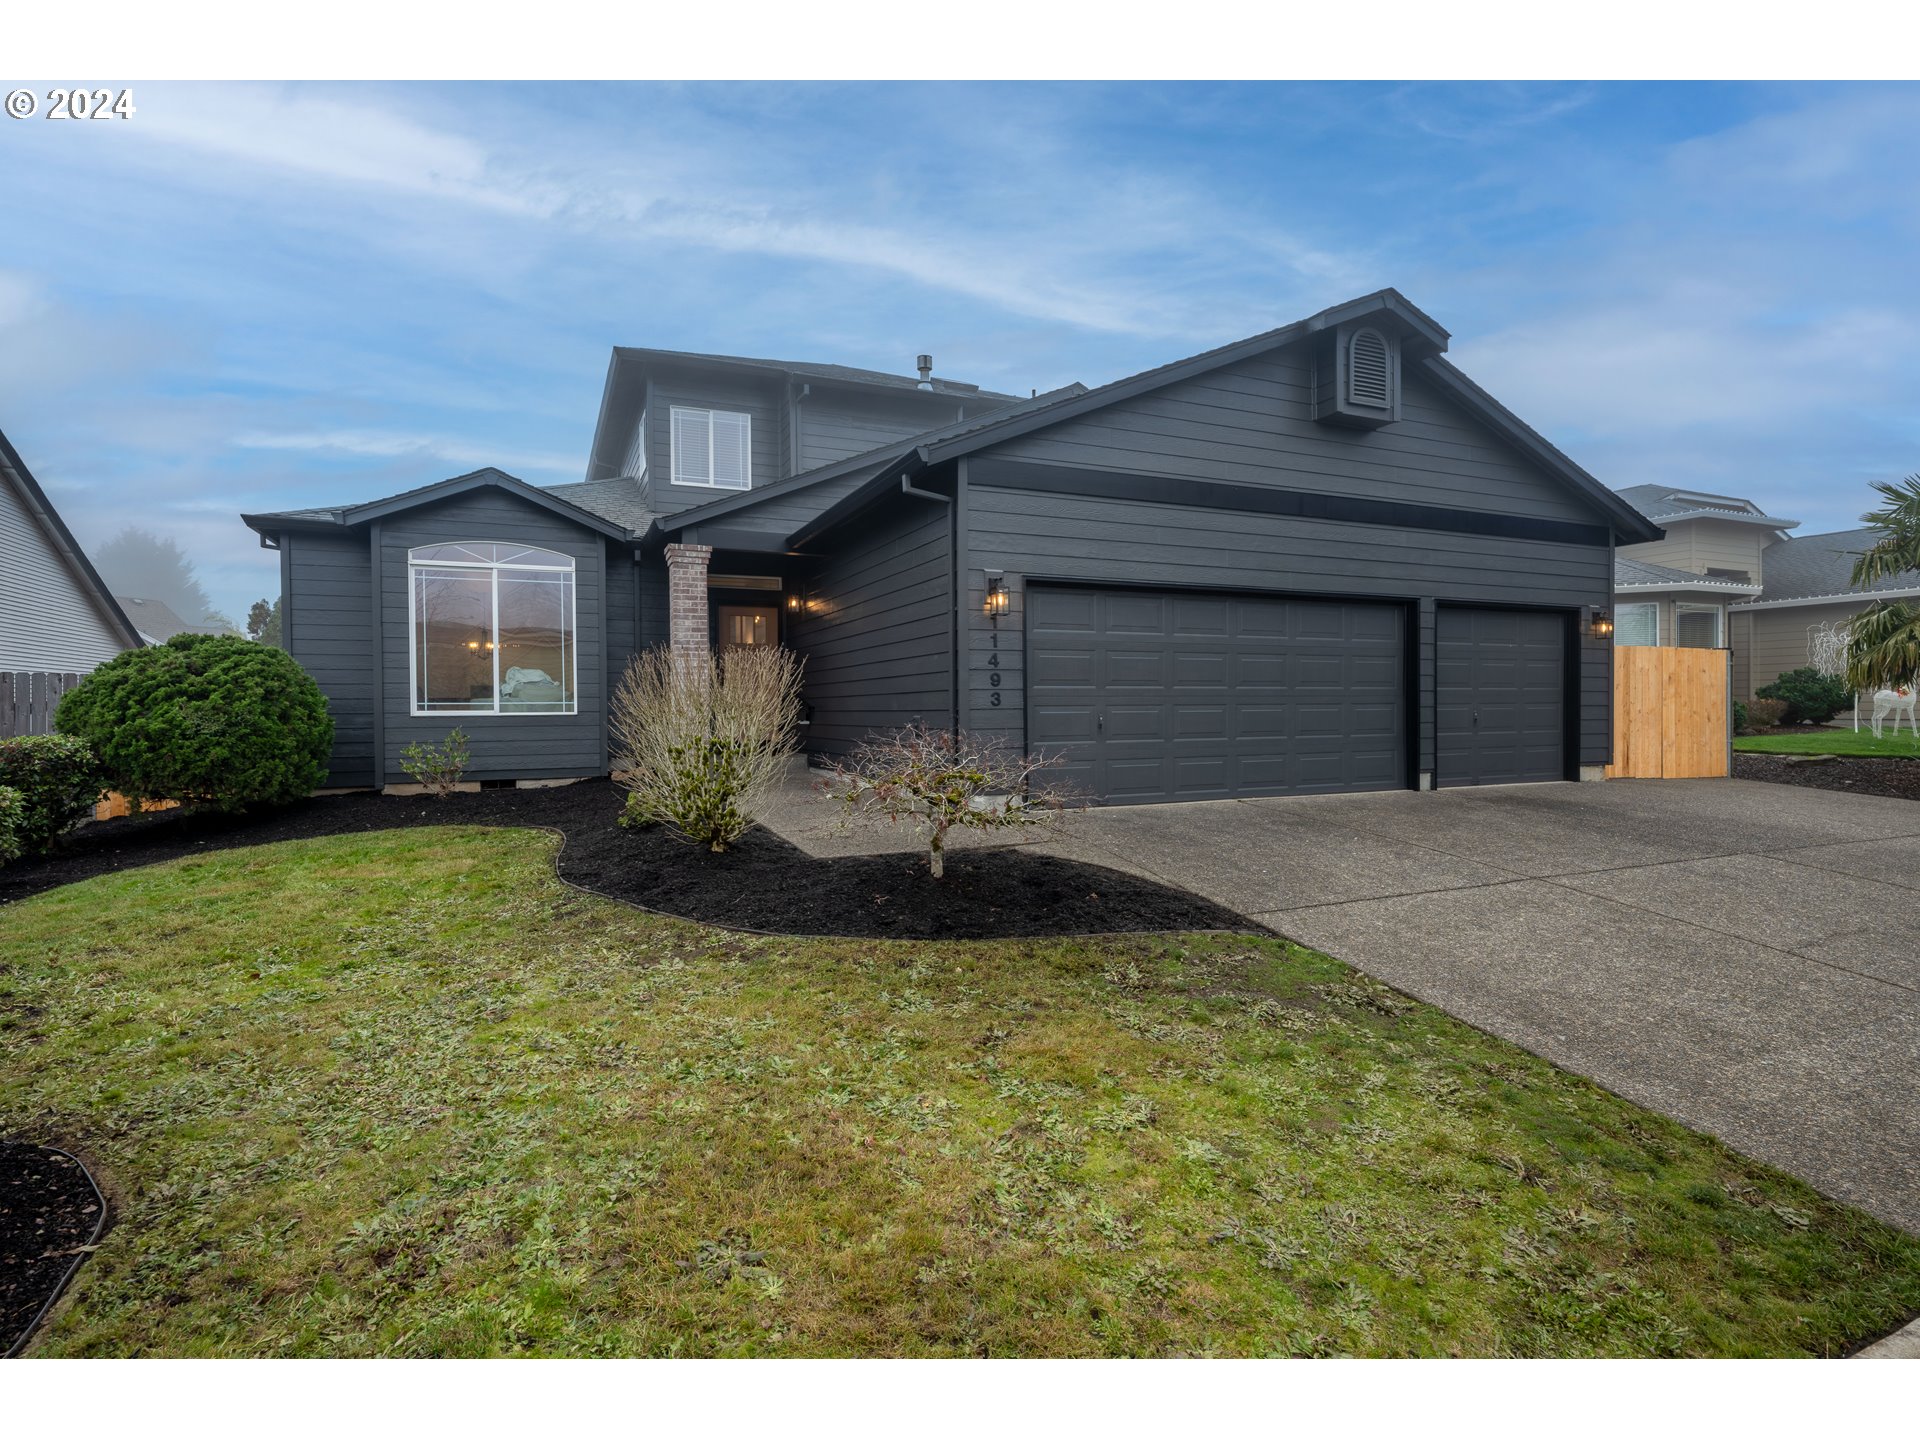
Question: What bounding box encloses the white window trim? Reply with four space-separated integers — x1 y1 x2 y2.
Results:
1614 601 1661 647
406 543 578 718
669 405 752 490
1674 602 1725 649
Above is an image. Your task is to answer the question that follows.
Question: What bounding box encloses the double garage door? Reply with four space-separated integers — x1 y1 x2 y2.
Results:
1027 586 1564 804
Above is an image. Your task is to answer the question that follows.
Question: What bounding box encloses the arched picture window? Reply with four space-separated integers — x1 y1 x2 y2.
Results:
1347 328 1393 409
408 543 577 715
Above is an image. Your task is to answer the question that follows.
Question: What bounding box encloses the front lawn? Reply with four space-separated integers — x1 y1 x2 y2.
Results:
4 828 1917 1356
1736 729 1920 756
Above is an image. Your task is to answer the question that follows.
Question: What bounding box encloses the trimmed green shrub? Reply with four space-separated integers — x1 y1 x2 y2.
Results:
1756 667 1852 726
0 734 107 854
1745 697 1789 729
1731 699 1749 734
0 785 23 866
55 634 333 811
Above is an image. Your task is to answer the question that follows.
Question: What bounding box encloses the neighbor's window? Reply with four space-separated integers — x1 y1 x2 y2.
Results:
671 406 752 489
409 542 576 715
1614 602 1660 647
1675 603 1724 649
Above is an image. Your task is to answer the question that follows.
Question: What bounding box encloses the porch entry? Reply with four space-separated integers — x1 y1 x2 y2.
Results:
717 604 779 649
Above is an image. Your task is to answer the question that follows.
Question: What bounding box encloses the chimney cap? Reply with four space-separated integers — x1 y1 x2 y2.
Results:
915 354 933 386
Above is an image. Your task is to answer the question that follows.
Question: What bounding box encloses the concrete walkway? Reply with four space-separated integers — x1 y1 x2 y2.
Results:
766 773 1920 1234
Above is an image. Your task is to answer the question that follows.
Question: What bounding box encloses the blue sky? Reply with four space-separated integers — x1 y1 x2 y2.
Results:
3 80 1917 623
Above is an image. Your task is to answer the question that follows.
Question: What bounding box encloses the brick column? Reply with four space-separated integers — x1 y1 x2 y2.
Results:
664 542 712 667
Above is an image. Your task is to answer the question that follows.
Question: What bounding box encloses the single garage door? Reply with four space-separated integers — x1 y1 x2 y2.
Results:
1027 586 1406 804
1435 606 1566 786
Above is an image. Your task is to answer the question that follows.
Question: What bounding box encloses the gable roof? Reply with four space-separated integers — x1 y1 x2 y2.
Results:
1613 556 1761 595
610 346 1021 401
1744 526 1920 607
0 426 144 652
759 289 1662 550
243 467 637 543
1612 483 1799 531
114 594 235 644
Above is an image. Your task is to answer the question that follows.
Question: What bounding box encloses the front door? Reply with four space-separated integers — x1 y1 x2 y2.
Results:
717 604 779 649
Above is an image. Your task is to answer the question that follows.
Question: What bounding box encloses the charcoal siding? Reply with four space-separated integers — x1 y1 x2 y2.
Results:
983 357 1600 524
378 490 610 783
962 483 1613 774
643 376 784 517
284 529 378 787
789 491 953 760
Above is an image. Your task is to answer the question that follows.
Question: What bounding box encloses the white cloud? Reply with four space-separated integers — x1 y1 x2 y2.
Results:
107 84 1355 340
232 428 578 477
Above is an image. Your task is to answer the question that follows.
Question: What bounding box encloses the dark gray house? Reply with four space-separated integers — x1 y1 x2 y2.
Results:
243 289 1661 803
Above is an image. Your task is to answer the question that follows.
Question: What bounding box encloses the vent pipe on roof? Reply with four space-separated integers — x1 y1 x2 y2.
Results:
916 354 933 389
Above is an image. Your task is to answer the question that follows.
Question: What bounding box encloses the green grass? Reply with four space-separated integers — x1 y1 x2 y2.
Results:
4 827 1917 1357
1736 729 1920 756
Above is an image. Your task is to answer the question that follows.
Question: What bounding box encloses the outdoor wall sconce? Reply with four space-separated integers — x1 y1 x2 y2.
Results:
786 591 801 613
1589 607 1614 638
984 572 1009 616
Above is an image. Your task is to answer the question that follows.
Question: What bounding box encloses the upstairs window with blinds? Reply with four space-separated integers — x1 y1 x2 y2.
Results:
671 406 752 489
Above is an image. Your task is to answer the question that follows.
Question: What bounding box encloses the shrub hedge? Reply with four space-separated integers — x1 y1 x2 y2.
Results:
0 733 107 853
55 634 333 811
1756 667 1852 726
0 784 23 865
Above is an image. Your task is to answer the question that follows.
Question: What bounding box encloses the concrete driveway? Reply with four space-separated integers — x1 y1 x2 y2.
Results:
768 775 1920 1231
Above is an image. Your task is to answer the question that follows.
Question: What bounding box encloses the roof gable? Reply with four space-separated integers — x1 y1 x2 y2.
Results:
244 467 636 542
0 427 143 653
780 290 1662 550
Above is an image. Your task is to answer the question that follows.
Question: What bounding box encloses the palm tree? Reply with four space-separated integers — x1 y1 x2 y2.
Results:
1845 475 1920 693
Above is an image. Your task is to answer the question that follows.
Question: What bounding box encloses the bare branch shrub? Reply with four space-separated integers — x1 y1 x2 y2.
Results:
611 645 805 851
819 724 1080 878
399 727 470 797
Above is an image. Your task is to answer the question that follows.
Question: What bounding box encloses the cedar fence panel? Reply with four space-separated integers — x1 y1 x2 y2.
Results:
1606 647 1730 779
0 671 82 739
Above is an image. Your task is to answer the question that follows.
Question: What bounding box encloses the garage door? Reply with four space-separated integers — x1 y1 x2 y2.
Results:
1435 606 1566 786
1026 586 1406 804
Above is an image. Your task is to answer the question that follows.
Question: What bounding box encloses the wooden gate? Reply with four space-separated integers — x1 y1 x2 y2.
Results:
1607 647 1730 779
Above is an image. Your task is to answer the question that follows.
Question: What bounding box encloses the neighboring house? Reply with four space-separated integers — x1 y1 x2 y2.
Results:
0 427 143 673
1611 483 1920 700
112 594 237 645
243 289 1660 804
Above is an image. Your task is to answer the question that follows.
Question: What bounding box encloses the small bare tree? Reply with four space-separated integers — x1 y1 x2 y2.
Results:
611 645 805 851
820 725 1079 878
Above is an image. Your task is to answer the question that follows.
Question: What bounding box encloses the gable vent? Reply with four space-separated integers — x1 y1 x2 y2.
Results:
1348 329 1392 408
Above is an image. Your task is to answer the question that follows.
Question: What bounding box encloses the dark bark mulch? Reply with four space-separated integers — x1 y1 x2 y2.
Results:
0 780 1255 939
1 1142 105 1358
1735 753 1920 803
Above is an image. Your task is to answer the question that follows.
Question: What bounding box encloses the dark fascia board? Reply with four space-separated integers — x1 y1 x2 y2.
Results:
786 461 938 551
911 288 1450 470
657 449 900 536
1415 358 1664 545
582 348 629 483
243 468 634 543
0 426 146 651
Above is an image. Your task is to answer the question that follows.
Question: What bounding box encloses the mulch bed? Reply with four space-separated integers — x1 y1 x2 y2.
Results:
1735 753 1920 804
0 780 1254 940
1 1143 105 1358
